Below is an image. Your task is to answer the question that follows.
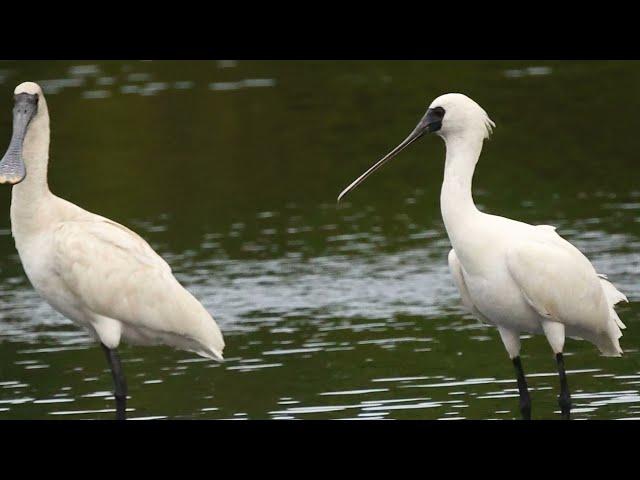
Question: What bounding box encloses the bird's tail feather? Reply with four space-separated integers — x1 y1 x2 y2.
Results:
594 276 628 356
595 326 623 357
599 276 628 329
194 346 224 362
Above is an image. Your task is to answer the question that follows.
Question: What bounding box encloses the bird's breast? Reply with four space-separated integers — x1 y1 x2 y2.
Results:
14 230 84 321
463 270 542 333
450 230 544 333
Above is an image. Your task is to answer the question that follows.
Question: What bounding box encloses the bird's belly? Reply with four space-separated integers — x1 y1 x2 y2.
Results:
464 270 542 334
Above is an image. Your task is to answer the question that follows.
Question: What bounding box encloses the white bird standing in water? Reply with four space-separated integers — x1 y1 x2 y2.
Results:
338 93 628 419
0 82 225 419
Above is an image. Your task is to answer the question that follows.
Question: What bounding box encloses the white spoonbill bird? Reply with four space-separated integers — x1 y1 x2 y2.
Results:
338 93 628 420
0 82 225 419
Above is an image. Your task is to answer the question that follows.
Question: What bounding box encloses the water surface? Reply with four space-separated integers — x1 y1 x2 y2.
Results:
0 60 638 419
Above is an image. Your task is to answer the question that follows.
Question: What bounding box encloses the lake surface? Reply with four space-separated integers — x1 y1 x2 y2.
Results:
0 60 638 420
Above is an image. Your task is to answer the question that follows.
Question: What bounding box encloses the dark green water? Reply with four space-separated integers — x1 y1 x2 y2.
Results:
0 60 638 420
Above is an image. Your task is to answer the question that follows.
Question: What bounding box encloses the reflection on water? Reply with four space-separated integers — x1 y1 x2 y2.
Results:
0 60 638 419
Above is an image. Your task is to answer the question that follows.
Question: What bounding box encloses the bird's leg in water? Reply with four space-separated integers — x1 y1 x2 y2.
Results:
512 356 531 420
101 343 128 420
555 353 571 420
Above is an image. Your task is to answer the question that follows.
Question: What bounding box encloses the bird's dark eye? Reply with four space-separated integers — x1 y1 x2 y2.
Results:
431 106 445 118
14 93 39 105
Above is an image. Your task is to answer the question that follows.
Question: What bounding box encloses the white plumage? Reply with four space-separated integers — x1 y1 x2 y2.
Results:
430 93 627 360
3 82 224 361
338 92 628 419
447 214 626 358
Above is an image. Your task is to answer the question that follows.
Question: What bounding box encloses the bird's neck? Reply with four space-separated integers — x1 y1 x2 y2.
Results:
11 111 53 224
440 133 483 239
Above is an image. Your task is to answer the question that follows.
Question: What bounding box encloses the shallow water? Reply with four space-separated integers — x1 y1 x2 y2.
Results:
0 60 638 419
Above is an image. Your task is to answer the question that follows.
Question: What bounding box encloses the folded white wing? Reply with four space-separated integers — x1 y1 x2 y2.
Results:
52 216 224 359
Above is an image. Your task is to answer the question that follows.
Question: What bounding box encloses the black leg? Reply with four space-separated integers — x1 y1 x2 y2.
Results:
512 356 531 420
101 343 128 421
555 353 571 420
